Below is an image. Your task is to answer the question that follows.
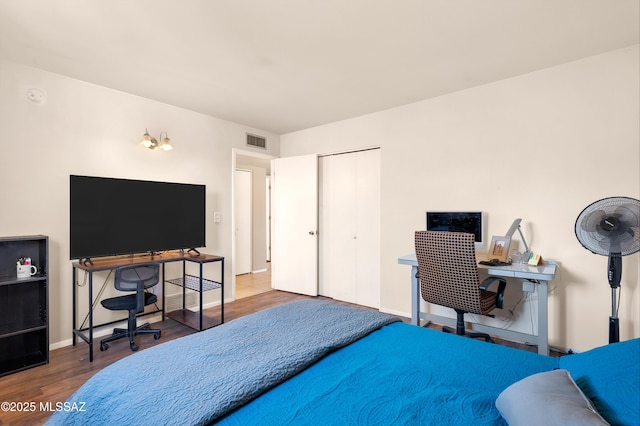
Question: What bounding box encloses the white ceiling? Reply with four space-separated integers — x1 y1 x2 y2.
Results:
1 0 638 135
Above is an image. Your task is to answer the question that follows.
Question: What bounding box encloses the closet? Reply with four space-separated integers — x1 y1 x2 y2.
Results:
319 148 380 308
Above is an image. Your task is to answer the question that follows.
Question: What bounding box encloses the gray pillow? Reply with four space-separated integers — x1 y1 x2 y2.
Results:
495 369 610 426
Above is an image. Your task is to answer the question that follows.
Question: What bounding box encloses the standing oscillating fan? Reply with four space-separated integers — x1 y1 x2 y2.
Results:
575 196 640 343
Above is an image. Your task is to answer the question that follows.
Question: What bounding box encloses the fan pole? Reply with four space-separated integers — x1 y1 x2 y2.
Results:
608 253 622 344
609 286 620 344
609 313 619 344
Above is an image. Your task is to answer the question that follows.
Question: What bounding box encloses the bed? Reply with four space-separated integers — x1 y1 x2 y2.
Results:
46 300 639 425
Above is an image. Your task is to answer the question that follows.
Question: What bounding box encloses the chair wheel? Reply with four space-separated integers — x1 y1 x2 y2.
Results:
100 343 108 351
154 332 161 340
130 342 138 351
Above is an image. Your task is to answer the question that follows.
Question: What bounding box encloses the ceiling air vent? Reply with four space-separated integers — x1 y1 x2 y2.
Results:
246 133 267 149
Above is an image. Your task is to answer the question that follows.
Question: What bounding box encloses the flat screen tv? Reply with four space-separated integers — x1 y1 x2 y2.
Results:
426 211 483 247
70 175 206 260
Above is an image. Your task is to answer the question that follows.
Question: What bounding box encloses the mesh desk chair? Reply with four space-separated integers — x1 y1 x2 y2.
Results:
415 231 506 342
100 263 161 352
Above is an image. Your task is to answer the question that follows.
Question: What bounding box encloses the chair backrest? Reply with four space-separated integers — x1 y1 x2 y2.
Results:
114 263 160 292
414 230 483 315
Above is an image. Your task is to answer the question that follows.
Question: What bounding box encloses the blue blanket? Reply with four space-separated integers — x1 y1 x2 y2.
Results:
46 300 399 425
218 325 639 425
218 322 559 425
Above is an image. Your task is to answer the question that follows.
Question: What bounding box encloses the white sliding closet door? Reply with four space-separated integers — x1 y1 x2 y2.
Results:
320 153 357 302
319 149 380 308
354 149 380 308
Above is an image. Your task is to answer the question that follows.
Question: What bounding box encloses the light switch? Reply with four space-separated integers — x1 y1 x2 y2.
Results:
213 212 221 223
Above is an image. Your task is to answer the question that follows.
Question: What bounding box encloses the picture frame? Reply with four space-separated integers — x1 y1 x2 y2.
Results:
488 236 511 262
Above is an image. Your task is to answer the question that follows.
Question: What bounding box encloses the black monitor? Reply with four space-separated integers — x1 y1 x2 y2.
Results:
70 175 206 260
426 211 483 247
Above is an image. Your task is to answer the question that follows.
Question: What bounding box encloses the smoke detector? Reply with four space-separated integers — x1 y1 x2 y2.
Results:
27 88 47 105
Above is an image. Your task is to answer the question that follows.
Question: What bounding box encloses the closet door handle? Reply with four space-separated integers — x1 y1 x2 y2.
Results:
309 231 317 235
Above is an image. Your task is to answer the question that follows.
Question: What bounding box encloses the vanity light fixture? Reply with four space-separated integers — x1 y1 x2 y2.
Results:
141 129 173 151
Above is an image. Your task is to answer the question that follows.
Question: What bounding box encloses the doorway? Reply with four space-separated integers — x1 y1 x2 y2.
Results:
232 149 275 299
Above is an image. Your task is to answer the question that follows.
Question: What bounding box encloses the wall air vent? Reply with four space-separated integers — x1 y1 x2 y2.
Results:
246 133 267 149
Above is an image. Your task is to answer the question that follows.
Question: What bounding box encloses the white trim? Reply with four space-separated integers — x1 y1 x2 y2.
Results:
379 307 410 319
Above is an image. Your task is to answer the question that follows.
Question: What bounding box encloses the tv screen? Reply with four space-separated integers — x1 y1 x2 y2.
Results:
426 211 483 244
70 175 205 260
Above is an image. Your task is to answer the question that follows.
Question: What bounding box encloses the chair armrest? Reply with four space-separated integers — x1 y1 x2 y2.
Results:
480 276 507 309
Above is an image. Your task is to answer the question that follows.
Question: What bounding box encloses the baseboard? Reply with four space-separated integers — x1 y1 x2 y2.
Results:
379 307 411 320
185 296 235 311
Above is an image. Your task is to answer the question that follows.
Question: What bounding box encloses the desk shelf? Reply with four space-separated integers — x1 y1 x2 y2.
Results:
166 308 222 331
165 273 223 332
166 274 221 292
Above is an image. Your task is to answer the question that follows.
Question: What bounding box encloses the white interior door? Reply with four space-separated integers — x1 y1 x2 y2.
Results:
235 169 252 275
271 155 318 295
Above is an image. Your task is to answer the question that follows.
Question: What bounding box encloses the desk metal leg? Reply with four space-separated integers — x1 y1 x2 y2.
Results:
199 262 203 331
88 271 94 362
72 267 77 346
182 261 187 310
537 280 549 355
411 265 419 326
220 259 224 324
161 263 166 322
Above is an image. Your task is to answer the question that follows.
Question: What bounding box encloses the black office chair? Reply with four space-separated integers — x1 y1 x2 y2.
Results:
100 263 161 352
415 230 506 342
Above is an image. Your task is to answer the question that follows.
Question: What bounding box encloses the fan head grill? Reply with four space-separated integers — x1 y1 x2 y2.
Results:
575 197 640 256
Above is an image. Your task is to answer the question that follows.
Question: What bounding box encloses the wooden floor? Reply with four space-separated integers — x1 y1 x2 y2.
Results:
0 289 544 425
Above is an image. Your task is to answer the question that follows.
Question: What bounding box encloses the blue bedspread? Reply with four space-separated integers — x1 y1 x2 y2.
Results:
218 322 559 425
218 325 639 426
46 300 399 425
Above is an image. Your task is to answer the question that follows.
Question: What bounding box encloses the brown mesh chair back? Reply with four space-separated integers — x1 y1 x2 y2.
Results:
415 230 505 340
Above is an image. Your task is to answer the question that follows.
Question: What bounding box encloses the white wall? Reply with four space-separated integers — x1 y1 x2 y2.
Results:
280 46 640 352
0 60 279 348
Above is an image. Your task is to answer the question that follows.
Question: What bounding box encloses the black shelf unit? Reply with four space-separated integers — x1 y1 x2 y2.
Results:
0 235 49 377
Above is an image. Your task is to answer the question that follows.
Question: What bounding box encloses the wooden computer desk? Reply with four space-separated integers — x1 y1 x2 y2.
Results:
72 251 224 361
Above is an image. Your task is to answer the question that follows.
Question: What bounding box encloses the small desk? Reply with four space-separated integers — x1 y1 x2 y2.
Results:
72 251 224 361
398 253 556 355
